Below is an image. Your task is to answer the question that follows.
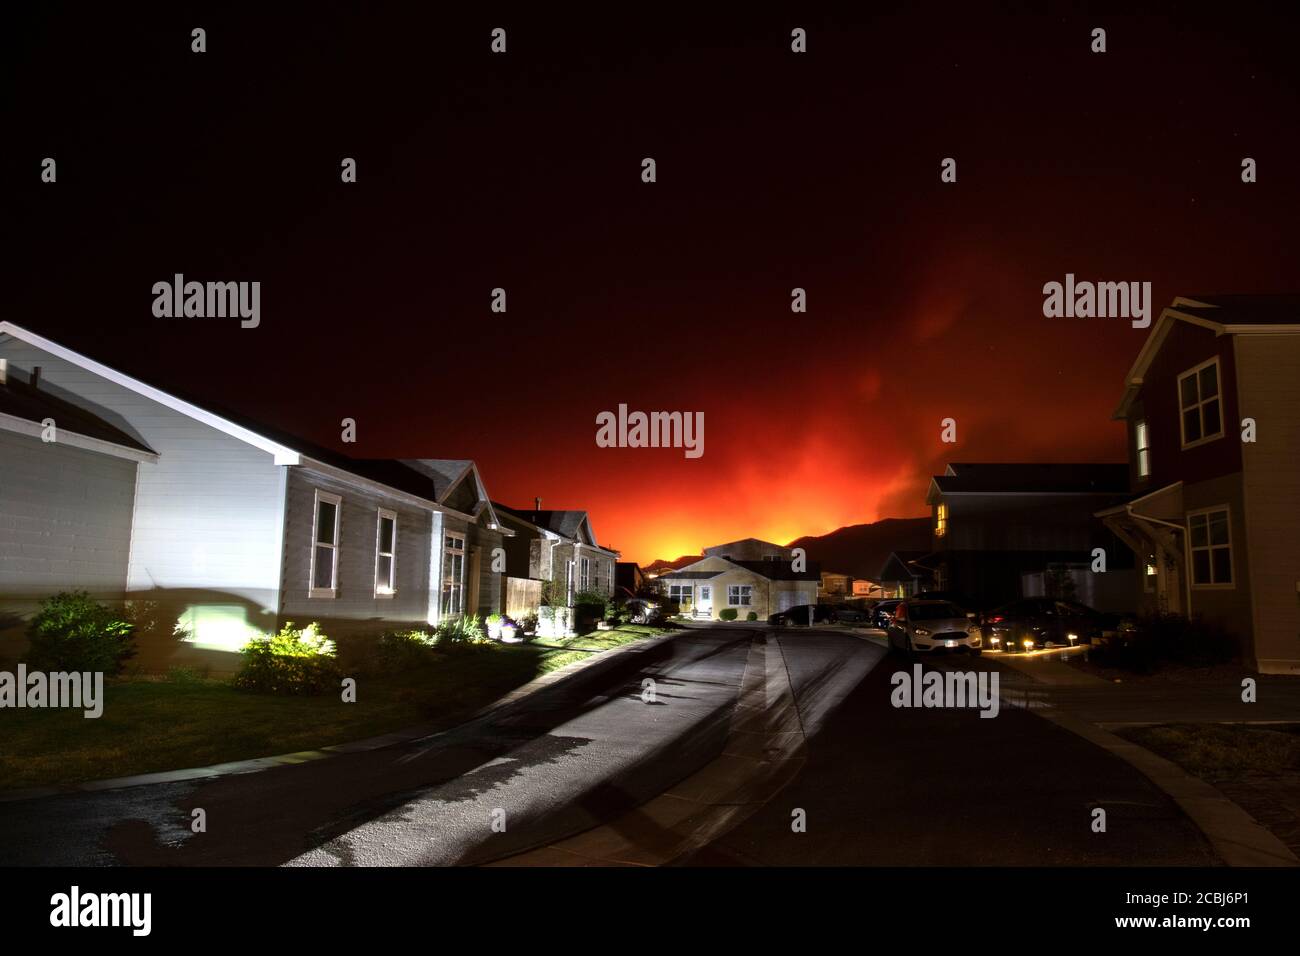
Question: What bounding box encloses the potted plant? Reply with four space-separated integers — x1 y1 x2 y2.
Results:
499 616 522 643
485 613 504 641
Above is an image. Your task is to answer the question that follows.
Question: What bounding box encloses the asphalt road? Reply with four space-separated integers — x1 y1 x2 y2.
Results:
0 625 1217 866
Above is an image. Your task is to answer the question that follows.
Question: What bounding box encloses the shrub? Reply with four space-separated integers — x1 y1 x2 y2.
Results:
435 614 490 648
746 611 758 622
233 622 341 695
1093 612 1238 673
24 591 136 674
375 629 438 672
719 608 739 621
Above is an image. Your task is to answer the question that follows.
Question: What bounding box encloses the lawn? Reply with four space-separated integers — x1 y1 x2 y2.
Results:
0 625 665 793
1116 722 1300 780
1116 722 1300 857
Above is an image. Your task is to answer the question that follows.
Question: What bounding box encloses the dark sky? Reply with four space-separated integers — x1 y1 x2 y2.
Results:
7 4 1300 562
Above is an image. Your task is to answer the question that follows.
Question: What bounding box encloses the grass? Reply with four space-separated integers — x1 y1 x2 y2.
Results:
1116 723 1300 780
0 624 667 793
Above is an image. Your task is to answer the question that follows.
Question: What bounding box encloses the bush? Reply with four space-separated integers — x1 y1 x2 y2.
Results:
233 622 341 695
1093 612 1238 673
746 611 758 621
719 608 739 621
375 628 438 672
435 614 490 648
24 591 136 674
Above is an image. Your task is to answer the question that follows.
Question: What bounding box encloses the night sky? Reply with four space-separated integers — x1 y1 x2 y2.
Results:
8 4 1300 563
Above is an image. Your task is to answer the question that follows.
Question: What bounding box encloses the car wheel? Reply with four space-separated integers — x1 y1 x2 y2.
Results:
631 609 648 624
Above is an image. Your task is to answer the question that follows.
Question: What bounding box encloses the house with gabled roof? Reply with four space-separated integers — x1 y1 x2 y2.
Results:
657 551 819 621
493 500 618 623
1095 295 1300 674
0 322 509 671
923 462 1135 610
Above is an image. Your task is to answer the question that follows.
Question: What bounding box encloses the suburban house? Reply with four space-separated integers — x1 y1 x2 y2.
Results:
876 551 933 598
658 538 819 620
920 463 1136 611
703 537 793 562
1095 295 1300 674
615 561 645 595
818 571 855 601
494 501 618 625
0 322 509 671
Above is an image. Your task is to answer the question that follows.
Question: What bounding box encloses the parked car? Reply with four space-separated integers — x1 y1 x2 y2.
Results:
615 586 661 625
769 604 837 626
886 599 983 655
982 598 1121 652
824 603 870 624
871 599 903 629
912 591 987 622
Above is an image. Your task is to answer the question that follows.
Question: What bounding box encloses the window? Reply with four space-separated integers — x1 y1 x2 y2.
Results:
309 491 341 598
1178 358 1224 448
1135 420 1151 478
935 502 947 537
580 556 591 591
566 561 575 605
669 584 693 608
1188 507 1233 587
442 533 466 615
728 585 753 606
374 509 397 597
1144 554 1157 593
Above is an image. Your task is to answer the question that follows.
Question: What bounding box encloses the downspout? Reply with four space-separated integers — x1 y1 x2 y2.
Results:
1126 504 1191 619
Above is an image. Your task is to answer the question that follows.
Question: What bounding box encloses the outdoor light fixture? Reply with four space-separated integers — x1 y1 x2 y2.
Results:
1067 633 1079 643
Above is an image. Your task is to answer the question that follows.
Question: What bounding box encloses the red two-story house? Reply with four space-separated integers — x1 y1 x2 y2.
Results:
1097 295 1300 674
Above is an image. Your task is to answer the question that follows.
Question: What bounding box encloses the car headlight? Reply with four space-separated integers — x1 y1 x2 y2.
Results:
913 627 930 636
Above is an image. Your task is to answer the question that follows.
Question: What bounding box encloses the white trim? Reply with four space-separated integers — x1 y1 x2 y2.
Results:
309 489 342 599
441 530 467 618
299 457 473 521
0 322 302 464
1134 419 1151 479
0 412 159 463
1177 356 1226 450
374 507 397 598
1186 504 1235 591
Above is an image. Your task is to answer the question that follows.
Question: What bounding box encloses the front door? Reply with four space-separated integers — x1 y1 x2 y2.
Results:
697 585 713 618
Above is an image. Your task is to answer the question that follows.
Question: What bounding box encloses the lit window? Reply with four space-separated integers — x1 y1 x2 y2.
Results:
669 584 694 608
1188 508 1233 587
728 585 753 606
375 509 397 596
309 491 341 598
1177 359 1224 448
1135 420 1151 478
935 502 948 537
1144 555 1157 593
442 533 466 615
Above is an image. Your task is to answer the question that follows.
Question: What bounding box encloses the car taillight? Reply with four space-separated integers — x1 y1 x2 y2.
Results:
989 615 1004 624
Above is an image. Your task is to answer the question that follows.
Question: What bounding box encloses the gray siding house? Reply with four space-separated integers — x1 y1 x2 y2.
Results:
0 322 508 671
494 501 618 622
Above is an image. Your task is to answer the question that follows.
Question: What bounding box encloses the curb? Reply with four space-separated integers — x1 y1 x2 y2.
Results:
0 628 689 804
1037 709 1299 867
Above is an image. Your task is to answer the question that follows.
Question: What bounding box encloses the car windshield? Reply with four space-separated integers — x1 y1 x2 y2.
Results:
909 602 962 620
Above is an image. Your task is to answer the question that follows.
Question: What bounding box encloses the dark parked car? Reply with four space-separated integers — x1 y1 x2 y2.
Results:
982 598 1121 652
824 603 870 624
769 604 837 626
871 599 903 629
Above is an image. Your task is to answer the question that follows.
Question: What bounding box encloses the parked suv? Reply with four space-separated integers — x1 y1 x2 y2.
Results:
887 599 983 655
